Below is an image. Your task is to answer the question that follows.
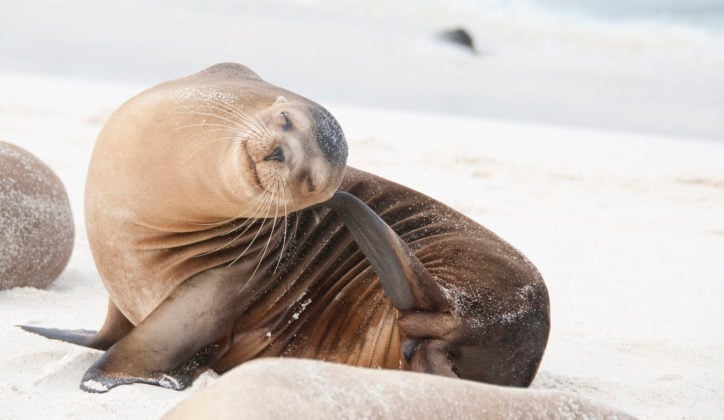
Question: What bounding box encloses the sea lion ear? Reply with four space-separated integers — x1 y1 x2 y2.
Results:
273 96 289 106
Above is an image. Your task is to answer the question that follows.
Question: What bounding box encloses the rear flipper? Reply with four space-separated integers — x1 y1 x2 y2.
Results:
20 298 134 350
324 191 448 311
323 191 549 387
323 191 458 370
76 267 242 393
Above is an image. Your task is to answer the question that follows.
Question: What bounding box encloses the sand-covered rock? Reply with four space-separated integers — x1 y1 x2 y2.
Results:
0 141 74 290
164 358 635 420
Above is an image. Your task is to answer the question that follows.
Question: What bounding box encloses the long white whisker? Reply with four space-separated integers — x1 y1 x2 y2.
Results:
188 185 271 228
227 187 276 267
247 183 281 280
215 192 269 251
180 109 260 137
194 189 273 257
274 180 289 274
199 102 267 139
211 102 268 137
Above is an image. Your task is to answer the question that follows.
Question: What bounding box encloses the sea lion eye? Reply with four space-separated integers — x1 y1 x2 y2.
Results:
281 112 292 131
263 146 285 163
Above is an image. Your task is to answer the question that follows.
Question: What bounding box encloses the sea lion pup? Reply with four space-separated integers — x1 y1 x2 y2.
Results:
21 63 549 393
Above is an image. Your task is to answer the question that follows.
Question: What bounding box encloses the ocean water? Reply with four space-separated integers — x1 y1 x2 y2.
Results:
515 0 724 30
163 0 724 31
1 0 722 139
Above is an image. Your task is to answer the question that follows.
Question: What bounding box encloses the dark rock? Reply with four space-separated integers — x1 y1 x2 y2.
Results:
439 27 476 53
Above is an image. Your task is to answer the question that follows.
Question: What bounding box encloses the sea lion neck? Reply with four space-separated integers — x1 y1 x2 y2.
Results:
132 215 292 260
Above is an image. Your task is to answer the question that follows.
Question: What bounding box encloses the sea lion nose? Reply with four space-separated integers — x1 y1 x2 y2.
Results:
263 146 285 163
309 106 348 166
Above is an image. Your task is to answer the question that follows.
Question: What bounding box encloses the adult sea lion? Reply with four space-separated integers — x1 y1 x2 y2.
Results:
21 63 549 393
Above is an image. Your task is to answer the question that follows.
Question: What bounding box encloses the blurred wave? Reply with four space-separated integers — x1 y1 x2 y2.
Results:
515 0 724 29
1 0 722 139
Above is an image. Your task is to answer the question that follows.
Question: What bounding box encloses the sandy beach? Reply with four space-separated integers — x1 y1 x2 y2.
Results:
1 1 723 418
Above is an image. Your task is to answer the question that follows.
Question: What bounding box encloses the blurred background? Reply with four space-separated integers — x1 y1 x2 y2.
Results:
1 0 723 139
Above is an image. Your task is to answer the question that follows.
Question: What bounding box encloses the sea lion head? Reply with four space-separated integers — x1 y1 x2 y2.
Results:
242 95 347 215
86 65 349 226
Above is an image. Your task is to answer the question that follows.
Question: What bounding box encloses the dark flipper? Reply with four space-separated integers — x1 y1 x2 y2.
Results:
324 191 447 311
78 268 241 393
325 190 549 387
407 339 457 378
20 298 134 350
323 191 462 376
20 326 99 347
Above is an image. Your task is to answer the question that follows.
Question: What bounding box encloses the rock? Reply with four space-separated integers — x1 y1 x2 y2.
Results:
163 358 635 420
439 27 476 53
0 141 74 290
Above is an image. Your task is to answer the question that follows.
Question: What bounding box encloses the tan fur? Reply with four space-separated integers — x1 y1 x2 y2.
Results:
85 64 345 324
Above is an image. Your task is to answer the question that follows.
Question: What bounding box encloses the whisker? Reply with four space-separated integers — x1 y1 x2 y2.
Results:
184 136 242 163
195 189 273 257
249 112 270 138
274 179 289 274
227 188 276 267
188 186 269 228
211 102 268 137
174 119 256 142
247 183 281 280
197 103 267 139
180 109 260 137
172 122 252 160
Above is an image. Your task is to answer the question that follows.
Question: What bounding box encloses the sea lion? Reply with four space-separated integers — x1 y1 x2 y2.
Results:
164 358 635 420
21 63 549 393
0 141 74 290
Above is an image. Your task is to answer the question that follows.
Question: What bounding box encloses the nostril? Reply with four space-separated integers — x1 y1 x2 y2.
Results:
263 146 284 162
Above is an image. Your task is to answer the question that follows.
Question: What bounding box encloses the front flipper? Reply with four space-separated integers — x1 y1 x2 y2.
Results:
20 298 134 350
79 268 241 393
81 343 223 393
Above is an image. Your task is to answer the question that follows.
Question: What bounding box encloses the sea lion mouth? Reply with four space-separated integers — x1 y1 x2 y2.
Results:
241 141 264 190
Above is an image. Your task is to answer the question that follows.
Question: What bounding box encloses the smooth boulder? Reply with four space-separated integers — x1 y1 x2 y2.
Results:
164 358 635 420
0 141 74 290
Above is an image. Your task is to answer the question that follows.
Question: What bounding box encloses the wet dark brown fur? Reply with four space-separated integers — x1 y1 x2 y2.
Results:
212 167 550 387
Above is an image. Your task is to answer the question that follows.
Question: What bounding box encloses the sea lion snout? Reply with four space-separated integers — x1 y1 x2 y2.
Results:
253 100 347 209
309 105 347 166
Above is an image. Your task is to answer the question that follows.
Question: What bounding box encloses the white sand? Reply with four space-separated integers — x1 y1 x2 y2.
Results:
1 71 722 419
1 1 723 418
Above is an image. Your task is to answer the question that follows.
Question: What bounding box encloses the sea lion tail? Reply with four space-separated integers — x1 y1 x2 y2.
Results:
324 191 448 311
